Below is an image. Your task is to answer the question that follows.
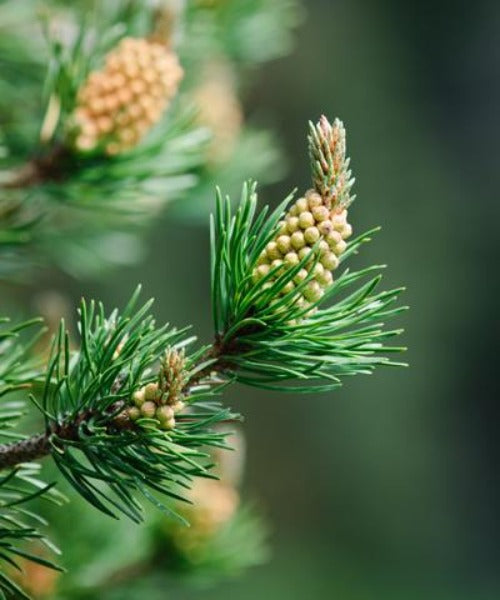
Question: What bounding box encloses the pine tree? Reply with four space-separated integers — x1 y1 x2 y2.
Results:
0 1 405 597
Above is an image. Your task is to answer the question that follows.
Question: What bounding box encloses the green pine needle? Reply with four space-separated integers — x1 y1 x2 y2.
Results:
36 287 238 523
209 181 407 392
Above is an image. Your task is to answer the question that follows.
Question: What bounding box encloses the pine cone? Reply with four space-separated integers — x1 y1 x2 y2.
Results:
127 348 187 430
72 37 183 155
252 117 354 315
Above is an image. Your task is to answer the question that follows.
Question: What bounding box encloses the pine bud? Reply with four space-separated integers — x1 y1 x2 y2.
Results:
304 226 320 245
312 205 329 222
284 252 300 267
326 230 342 248
156 406 176 430
173 400 185 413
163 418 176 431
72 37 183 155
276 235 292 254
253 264 270 283
290 231 306 250
307 192 323 209
140 401 157 418
321 251 339 270
316 268 333 287
132 389 145 407
298 247 312 262
271 259 284 274
312 263 324 278
286 216 300 233
334 239 347 255
266 241 281 261
298 211 315 229
127 346 189 432
127 406 141 421
256 251 268 266
304 280 323 303
341 223 353 239
318 220 333 236
144 382 159 402
278 221 288 236
296 197 309 213
294 268 308 284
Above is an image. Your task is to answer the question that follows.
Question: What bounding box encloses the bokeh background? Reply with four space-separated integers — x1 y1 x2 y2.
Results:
8 0 500 598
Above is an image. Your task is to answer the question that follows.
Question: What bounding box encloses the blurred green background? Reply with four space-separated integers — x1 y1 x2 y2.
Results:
17 0 500 597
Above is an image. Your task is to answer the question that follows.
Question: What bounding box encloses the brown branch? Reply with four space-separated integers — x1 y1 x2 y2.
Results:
0 329 254 472
182 333 246 394
0 401 134 472
0 434 51 469
2 144 75 190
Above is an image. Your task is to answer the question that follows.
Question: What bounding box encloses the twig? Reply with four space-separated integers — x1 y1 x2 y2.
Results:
2 145 74 189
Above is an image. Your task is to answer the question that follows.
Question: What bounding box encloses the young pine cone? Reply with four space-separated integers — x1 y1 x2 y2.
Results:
253 117 354 314
125 348 187 430
73 37 183 156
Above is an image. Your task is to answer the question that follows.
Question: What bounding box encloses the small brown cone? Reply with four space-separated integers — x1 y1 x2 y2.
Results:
73 37 183 155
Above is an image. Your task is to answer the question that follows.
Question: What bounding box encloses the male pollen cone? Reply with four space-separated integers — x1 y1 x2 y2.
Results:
73 37 183 156
253 116 355 315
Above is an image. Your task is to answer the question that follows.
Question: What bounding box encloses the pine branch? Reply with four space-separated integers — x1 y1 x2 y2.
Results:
0 318 44 397
1 145 72 190
208 120 407 391
0 467 64 600
0 289 239 526
0 357 229 474
0 116 406 483
0 320 65 598
0 435 50 469
0 406 136 471
0 4 211 278
0 2 314 596
0 114 406 598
